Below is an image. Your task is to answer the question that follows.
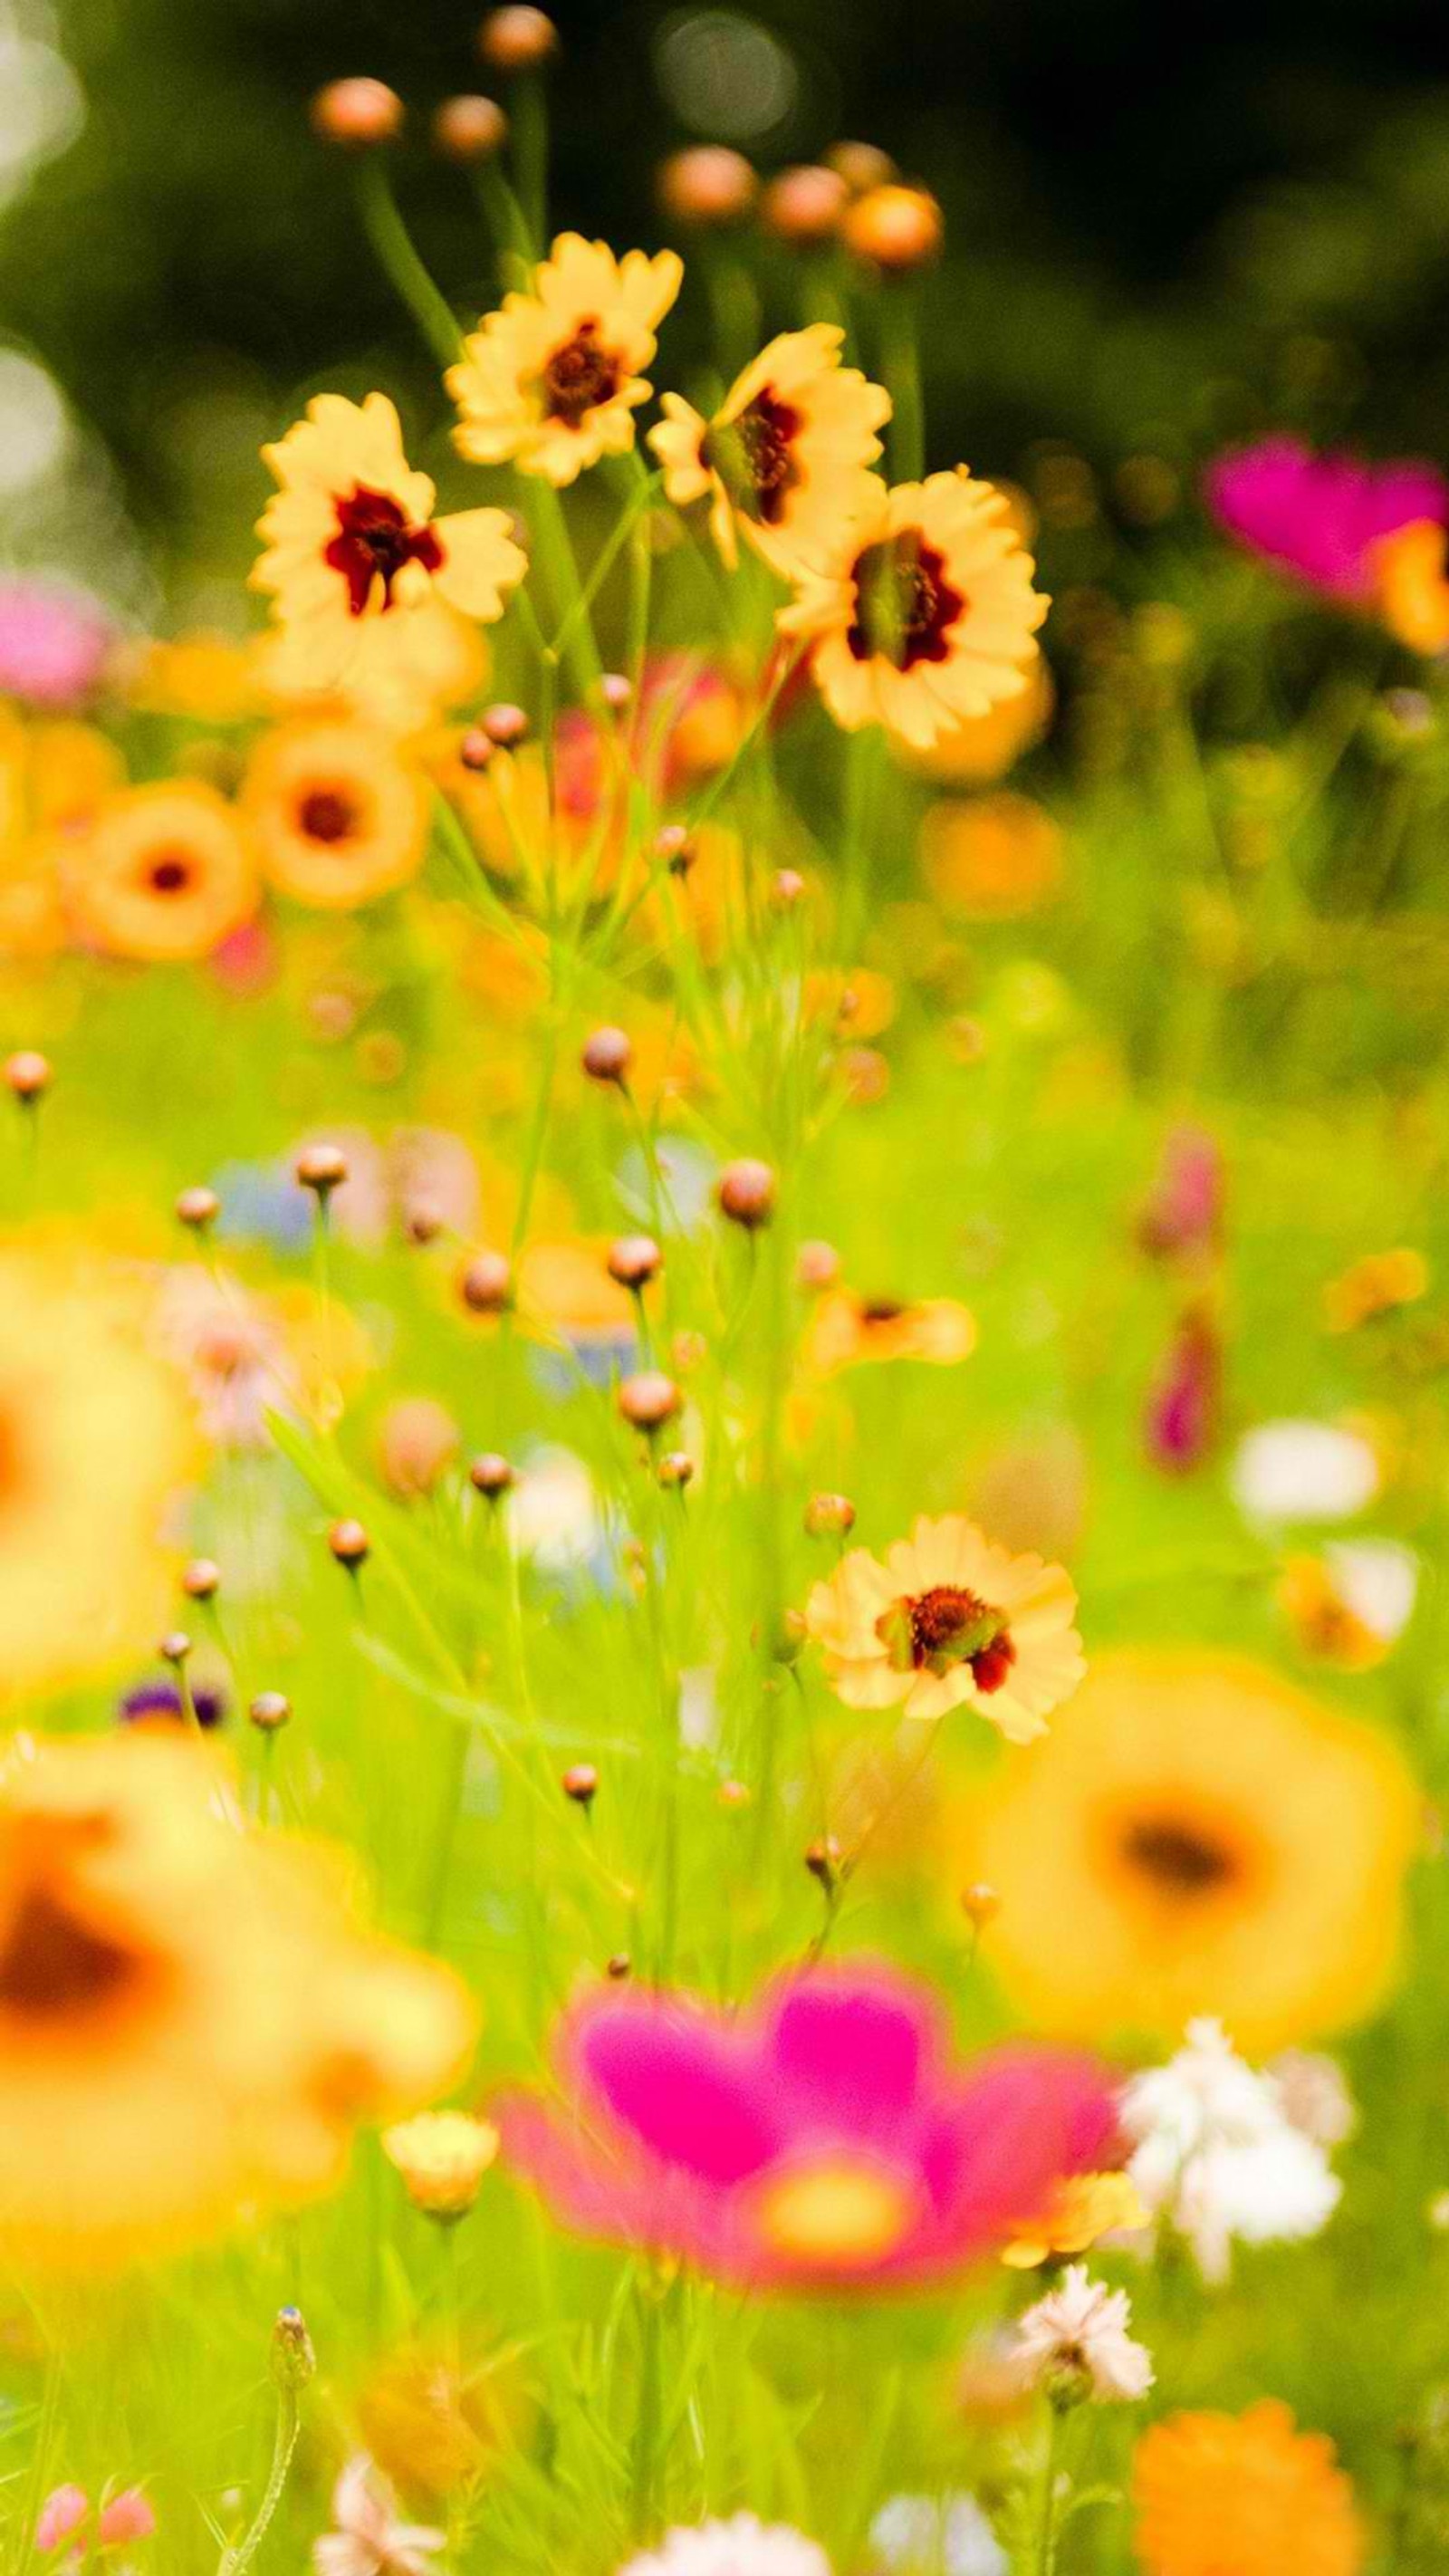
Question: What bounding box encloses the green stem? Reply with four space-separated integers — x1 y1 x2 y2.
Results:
1035 2400 1064 2576
880 284 925 483
354 159 463 370
528 480 603 698
219 2384 301 2576
509 72 549 254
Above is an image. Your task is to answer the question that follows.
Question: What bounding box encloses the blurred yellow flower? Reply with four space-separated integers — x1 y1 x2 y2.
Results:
449 233 683 485
650 322 888 572
1371 517 1449 658
1133 2400 1364 2576
253 394 524 725
898 658 1054 784
1001 2167 1146 2268
779 471 1049 753
124 631 262 724
804 1514 1083 1740
959 1650 1419 2052
0 1729 476 2270
1322 1245 1427 1332
383 2110 500 2218
919 792 1064 919
803 1289 976 1376
359 2336 533 2504
243 720 430 911
0 1249 197 1699
62 780 260 962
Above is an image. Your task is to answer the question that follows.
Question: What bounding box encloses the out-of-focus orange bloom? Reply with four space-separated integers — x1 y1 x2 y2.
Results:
1001 2168 1146 2268
804 1289 975 1376
899 658 1054 785
919 792 1064 919
1372 518 1449 657
1132 2401 1364 2576
1322 1246 1428 1332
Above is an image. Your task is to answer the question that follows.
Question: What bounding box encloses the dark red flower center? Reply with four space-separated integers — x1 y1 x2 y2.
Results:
298 787 361 845
148 852 194 896
324 485 445 618
878 1583 1014 1689
859 1299 907 1325
703 388 802 525
0 1880 146 2026
542 321 620 428
848 530 965 668
1119 1816 1240 1897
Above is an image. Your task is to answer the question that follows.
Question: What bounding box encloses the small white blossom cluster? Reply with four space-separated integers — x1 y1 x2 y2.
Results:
618 2518 832 2576
1010 2264 1154 2404
1121 2018 1344 2283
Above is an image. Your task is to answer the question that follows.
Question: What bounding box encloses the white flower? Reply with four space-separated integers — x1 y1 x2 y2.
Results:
1267 2049 1358 2149
510 1446 604 1569
1230 1418 1380 1524
618 2516 831 2576
1322 1539 1418 1645
1010 2264 1154 2403
312 2458 444 2576
1121 2019 1341 2283
869 2493 1005 2576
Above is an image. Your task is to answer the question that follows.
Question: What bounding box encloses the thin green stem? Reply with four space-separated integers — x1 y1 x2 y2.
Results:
218 2383 302 2576
354 159 462 369
880 284 925 483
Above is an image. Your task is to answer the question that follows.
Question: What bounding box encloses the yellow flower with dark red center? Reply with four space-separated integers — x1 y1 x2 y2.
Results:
253 394 525 725
649 323 888 572
804 1514 1083 1740
1371 516 1449 656
779 470 1049 753
243 720 430 910
919 793 1065 920
448 234 683 486
1001 2167 1146 2268
61 780 259 962
0 1729 476 2270
383 2110 499 2218
1132 2401 1365 2576
803 1289 975 1377
1322 1245 1428 1332
0 1249 198 1697
957 1649 1419 2052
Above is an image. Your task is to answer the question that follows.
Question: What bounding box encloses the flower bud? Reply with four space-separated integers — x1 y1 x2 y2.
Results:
772 866 807 908
607 1949 631 1979
961 1882 1001 1930
796 1238 840 1292
272 2305 317 2390
469 1451 515 1498
158 1629 192 1668
759 164 849 247
658 1449 694 1490
311 78 404 148
805 1834 843 1889
618 1370 680 1431
402 1197 446 1247
328 1517 370 1569
175 1183 220 1231
383 2110 499 2220
459 725 495 772
655 822 695 875
841 182 944 273
718 1778 751 1809
477 5 558 72
249 1690 292 1734
581 1024 631 1087
182 1557 221 1601
716 1158 775 1229
826 139 897 195
600 671 633 713
561 1762 599 1805
607 1233 663 1290
657 145 757 228
804 1491 855 1537
458 1248 513 1314
482 700 529 747
294 1141 349 1198
434 93 508 160
5 1049 50 1103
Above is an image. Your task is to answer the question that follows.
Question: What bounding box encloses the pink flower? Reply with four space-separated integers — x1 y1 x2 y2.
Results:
1204 439 1448 603
1137 1127 1223 1263
98 2494 157 2548
498 1960 1116 2292
36 2489 89 2554
1144 1306 1222 1475
37 2487 156 2558
0 580 110 706
312 2457 444 2576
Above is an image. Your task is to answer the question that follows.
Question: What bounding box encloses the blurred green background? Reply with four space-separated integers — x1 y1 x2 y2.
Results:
2 0 1448 621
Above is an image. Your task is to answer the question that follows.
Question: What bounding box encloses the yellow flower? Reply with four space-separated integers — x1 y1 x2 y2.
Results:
649 323 888 572
1322 1245 1428 1332
243 720 430 910
62 781 260 962
124 631 262 724
779 470 1049 753
448 234 683 486
253 394 525 724
0 1729 477 2271
0 1249 198 1700
804 1514 1083 1740
919 793 1065 919
1132 2401 1365 2576
958 1649 1419 2052
803 1289 976 1376
383 2110 500 2218
1001 2168 1147 2268
1371 516 1449 657
899 658 1054 783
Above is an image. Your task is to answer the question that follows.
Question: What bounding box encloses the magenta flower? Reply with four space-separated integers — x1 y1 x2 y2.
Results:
1204 439 1448 603
498 1961 1117 2292
0 580 110 706
1144 1306 1222 1475
1137 1126 1223 1263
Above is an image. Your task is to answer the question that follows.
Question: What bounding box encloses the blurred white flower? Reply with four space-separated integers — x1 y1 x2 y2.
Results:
510 1447 605 1571
1267 2049 1358 2149
868 2493 1005 2576
619 2516 830 2576
1121 2018 1341 2283
1010 2264 1154 2403
1322 1538 1418 1644
312 2457 443 2576
1230 1418 1379 1524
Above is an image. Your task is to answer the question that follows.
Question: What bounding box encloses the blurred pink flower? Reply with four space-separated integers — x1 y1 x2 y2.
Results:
1144 1306 1222 1475
1137 1126 1223 1262
98 2494 157 2548
0 580 110 706
498 1960 1116 2292
37 2487 155 2557
36 2489 89 2554
313 2456 444 2576
1204 439 1448 603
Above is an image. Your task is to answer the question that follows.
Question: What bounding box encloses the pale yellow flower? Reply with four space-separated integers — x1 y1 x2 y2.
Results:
650 323 888 572
448 234 683 485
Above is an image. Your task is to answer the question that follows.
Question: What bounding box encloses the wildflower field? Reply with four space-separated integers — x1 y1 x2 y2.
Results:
5 7 1449 2572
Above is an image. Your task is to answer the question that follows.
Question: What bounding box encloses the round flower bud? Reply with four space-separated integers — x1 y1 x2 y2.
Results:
561 1762 599 1805
175 1184 220 1232
716 1158 776 1229
658 1450 694 1490
434 93 507 160
272 2307 317 2392
805 1834 843 1888
249 1690 292 1734
581 1024 631 1087
328 1517 370 1569
841 182 945 273
469 1450 515 1498
656 822 695 876
961 1882 1002 1930
5 1049 51 1102
311 78 404 149
182 1556 221 1601
804 1491 855 1537
796 1238 840 1293
771 867 807 908
158 1629 192 1668
607 1233 663 1291
657 145 757 228
294 1141 349 1197
600 671 633 713
477 5 558 72
459 725 495 772
826 139 897 196
482 700 529 746
607 1950 632 1979
759 163 849 247
383 2110 499 2220
618 1370 680 1432
458 1248 513 1314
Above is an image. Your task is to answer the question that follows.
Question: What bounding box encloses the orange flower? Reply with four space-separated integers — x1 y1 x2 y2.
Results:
1001 2167 1146 2268
804 1514 1083 1740
1133 2401 1365 2576
1322 1246 1428 1332
61 781 259 962
243 720 430 910
919 793 1064 919
1371 517 1449 657
899 658 1054 783
803 1290 975 1376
